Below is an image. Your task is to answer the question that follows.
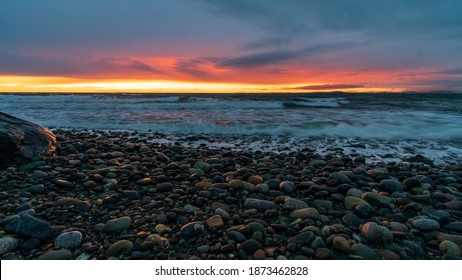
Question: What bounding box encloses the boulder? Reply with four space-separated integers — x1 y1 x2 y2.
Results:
0 112 56 167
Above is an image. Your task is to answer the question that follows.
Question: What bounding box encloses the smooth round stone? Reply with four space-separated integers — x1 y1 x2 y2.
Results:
377 249 401 260
409 218 440 231
315 248 330 259
243 198 275 211
237 239 262 255
344 197 370 210
104 216 132 233
333 236 350 254
215 208 230 220
342 213 361 228
247 175 264 185
55 179 74 188
282 198 308 211
228 231 246 243
155 182 173 192
27 184 45 194
362 192 393 207
54 231 83 250
194 161 211 172
228 179 244 189
38 249 73 260
360 222 393 243
155 224 172 234
444 222 462 233
389 222 408 232
0 236 18 255
75 201 91 212
137 178 152 186
197 245 210 254
180 222 205 237
206 215 224 229
378 179 404 193
355 204 375 217
253 249 267 260
289 208 321 220
350 244 380 260
439 240 461 256
314 199 333 211
310 236 326 250
4 214 51 241
288 231 315 245
106 240 134 258
329 172 351 184
279 181 296 193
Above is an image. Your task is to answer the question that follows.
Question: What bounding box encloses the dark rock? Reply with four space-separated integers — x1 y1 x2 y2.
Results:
444 222 462 233
360 222 393 243
180 222 205 237
54 231 83 250
0 236 18 255
157 182 173 192
379 179 404 193
350 243 380 260
54 179 74 188
409 218 440 231
0 112 56 168
227 231 246 243
38 249 73 260
104 216 132 233
244 198 275 211
238 239 262 255
106 240 134 258
4 214 51 241
329 172 351 184
279 181 296 193
282 197 308 210
288 232 315 245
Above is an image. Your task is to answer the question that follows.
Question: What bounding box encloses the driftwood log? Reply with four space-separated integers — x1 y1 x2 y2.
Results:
0 112 56 168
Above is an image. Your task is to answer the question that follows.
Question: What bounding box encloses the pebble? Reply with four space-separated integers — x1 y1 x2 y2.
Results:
282 197 308 210
54 231 83 250
206 215 224 229
279 181 296 193
104 216 132 233
409 218 440 231
329 172 351 184
360 222 393 243
106 240 134 258
350 243 380 260
344 197 370 210
315 248 330 259
361 192 393 207
38 249 73 260
180 222 205 237
227 231 246 243
289 208 322 220
237 239 262 255
0 236 18 255
4 214 52 241
54 179 74 188
244 198 275 211
287 231 315 245
332 236 350 253
157 182 173 192
439 240 461 256
378 179 404 193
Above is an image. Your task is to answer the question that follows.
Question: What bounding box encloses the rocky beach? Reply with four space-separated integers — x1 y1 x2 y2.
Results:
1 128 462 260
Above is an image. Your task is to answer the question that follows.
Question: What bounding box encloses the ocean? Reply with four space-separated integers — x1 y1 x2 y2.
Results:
1 92 462 163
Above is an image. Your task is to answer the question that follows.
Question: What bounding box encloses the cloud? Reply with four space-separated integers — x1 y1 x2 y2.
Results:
174 58 211 77
436 68 462 75
216 42 357 69
0 53 160 77
288 84 365 91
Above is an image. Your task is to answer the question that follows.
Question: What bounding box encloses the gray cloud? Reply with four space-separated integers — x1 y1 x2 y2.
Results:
288 84 365 91
174 58 211 77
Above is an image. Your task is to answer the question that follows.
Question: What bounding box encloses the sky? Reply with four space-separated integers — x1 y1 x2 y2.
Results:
1 0 462 93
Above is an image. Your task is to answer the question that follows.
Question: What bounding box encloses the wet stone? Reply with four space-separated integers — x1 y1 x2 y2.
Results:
409 218 440 231
4 214 51 241
350 244 380 260
360 222 393 243
289 208 322 220
282 197 308 211
238 239 262 255
54 231 83 250
378 179 404 193
104 216 132 233
244 198 275 211
439 240 461 256
333 236 350 254
180 222 205 237
0 236 18 255
38 249 73 260
106 240 134 258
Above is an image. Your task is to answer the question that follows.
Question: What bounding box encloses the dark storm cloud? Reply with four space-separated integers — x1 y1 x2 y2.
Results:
216 42 358 69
